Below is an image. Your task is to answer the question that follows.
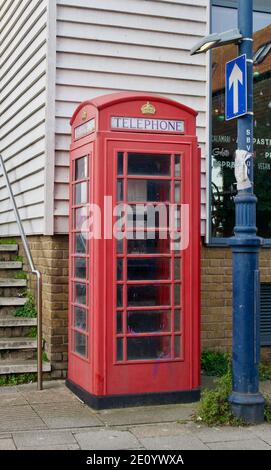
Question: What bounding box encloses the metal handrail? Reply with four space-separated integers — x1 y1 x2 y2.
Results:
0 154 42 390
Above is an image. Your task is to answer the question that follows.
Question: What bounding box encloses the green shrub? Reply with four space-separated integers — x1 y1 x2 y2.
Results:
0 239 17 245
264 399 271 423
201 350 230 377
259 363 271 381
15 271 27 280
0 373 36 387
27 327 37 338
196 368 240 426
15 292 37 318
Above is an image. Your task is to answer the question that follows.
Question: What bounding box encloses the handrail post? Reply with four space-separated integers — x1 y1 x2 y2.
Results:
0 154 43 391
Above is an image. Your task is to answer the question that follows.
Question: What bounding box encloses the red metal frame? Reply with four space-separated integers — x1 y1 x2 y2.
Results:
69 92 201 400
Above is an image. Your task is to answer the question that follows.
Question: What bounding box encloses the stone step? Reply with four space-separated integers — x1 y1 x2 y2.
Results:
0 359 51 375
0 261 22 269
0 316 36 327
0 297 27 306
0 245 18 252
0 337 37 350
0 279 27 287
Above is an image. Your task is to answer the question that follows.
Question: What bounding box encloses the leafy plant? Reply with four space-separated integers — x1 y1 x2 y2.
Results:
42 351 49 363
259 363 271 381
27 327 37 338
15 255 24 262
14 271 27 280
0 373 36 387
0 238 17 245
15 292 37 318
201 350 230 377
264 398 271 423
196 367 241 426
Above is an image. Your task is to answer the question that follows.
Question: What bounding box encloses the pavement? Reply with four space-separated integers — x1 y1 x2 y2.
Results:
0 379 270 450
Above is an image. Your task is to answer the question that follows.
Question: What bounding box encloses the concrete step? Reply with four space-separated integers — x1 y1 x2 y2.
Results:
0 359 51 375
0 261 22 269
0 337 37 350
0 245 18 252
0 279 27 287
0 316 36 327
0 297 27 306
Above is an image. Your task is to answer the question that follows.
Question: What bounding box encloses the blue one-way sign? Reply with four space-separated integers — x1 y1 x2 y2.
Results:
225 54 247 121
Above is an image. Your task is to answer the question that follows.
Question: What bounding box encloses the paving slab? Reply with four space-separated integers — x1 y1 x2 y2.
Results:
0 439 16 450
13 430 77 449
20 387 78 405
0 433 12 439
208 438 271 450
130 422 192 439
247 424 271 446
191 424 255 443
0 405 47 432
16 380 65 392
75 429 141 450
98 404 196 426
0 386 20 395
21 444 80 450
32 402 103 429
0 393 28 407
137 434 209 450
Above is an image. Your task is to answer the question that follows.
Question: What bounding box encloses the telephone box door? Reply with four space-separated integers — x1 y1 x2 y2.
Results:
105 139 199 396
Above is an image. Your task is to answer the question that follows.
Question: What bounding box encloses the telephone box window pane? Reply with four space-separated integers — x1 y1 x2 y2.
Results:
117 312 123 334
127 180 170 202
74 331 87 357
74 307 87 331
127 336 171 361
174 336 181 358
75 207 88 230
127 310 171 333
75 283 86 305
117 338 123 361
75 156 87 180
75 233 86 254
174 258 181 280
127 285 170 307
127 233 170 254
174 183 181 203
117 237 123 254
75 182 87 205
175 155 181 177
128 153 170 176
128 205 169 229
127 258 170 281
174 285 180 305
75 258 87 280
117 180 123 201
117 285 123 307
117 259 123 281
118 152 123 175
174 309 181 332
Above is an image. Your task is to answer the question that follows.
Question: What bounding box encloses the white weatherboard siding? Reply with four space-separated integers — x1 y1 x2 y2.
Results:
54 0 209 234
0 0 48 235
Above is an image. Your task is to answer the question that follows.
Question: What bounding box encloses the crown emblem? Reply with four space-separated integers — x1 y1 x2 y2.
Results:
141 102 156 115
82 110 88 121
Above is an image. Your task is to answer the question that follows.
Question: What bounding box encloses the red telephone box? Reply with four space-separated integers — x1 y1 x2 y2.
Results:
67 92 201 408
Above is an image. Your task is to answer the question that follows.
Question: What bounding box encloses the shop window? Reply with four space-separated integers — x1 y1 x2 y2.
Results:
210 2 271 241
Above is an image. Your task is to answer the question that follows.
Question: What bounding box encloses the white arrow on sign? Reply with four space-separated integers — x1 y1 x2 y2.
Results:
229 63 243 114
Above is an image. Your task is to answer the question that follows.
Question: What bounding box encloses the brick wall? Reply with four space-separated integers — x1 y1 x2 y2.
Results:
17 235 69 379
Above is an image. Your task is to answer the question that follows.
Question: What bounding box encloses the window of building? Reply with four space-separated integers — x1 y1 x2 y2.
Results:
210 1 271 241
